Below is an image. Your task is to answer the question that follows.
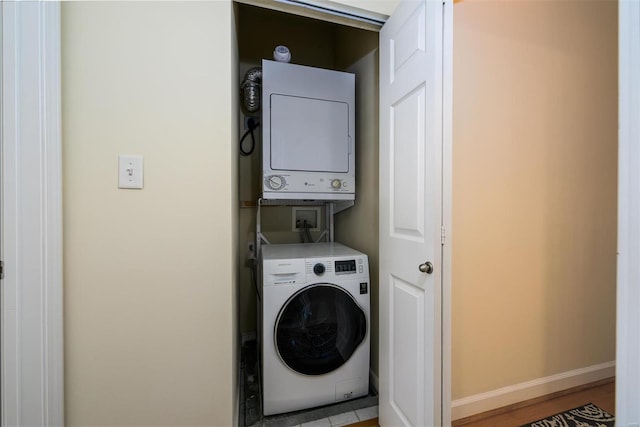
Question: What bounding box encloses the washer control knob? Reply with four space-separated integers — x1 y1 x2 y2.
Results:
313 263 325 275
331 179 342 189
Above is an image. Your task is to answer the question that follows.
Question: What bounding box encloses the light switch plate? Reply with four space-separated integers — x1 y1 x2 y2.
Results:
118 155 144 189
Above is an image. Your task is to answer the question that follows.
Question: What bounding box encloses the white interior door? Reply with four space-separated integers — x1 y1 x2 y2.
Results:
379 1 445 426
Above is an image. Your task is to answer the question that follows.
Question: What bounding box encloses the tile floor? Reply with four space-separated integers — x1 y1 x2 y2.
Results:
297 406 378 427
260 404 378 427
240 341 378 427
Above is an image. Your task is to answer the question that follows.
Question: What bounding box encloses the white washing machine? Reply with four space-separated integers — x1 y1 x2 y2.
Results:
260 243 370 416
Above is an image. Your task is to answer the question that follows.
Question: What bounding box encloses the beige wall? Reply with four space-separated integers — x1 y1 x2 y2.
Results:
452 0 617 400
62 2 239 425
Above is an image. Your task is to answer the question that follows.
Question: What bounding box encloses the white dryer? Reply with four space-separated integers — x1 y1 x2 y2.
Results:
260 243 370 416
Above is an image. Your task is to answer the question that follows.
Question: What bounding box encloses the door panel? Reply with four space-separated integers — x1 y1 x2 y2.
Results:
379 0 444 425
391 84 426 239
391 276 425 426
391 5 425 82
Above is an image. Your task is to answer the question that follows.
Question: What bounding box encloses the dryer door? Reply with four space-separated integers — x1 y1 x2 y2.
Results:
275 284 367 376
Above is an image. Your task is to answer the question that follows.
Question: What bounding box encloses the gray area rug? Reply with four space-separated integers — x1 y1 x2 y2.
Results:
521 403 614 427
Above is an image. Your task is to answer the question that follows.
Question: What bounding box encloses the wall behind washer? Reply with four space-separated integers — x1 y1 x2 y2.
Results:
236 1 381 384
333 46 381 384
236 4 341 338
236 5 379 340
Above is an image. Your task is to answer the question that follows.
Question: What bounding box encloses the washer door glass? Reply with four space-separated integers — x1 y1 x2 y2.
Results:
275 284 367 376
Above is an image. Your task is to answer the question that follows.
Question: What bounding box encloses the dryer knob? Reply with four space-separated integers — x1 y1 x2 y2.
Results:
313 263 325 275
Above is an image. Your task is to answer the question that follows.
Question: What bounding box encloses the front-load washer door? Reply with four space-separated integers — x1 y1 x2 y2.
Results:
275 284 367 376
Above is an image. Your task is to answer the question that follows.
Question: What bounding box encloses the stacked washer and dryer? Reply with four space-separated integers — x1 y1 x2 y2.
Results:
257 59 370 416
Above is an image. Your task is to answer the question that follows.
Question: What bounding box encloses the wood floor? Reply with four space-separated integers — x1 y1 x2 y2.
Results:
353 379 614 427
345 418 379 427
453 378 615 427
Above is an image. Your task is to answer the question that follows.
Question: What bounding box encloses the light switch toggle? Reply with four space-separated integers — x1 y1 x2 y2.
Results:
119 155 144 189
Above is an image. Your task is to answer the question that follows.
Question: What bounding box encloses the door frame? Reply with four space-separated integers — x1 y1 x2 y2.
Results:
1 2 64 425
442 1 453 424
16 1 640 427
616 1 640 424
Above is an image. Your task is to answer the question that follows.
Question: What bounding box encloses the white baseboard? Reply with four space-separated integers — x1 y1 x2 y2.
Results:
370 369 379 394
451 361 615 420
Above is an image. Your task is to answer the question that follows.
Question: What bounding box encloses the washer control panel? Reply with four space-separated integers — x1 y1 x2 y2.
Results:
335 260 356 274
304 257 366 279
262 243 369 287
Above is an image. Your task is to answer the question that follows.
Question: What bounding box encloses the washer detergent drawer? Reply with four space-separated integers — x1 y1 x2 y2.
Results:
335 377 367 401
263 259 305 286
